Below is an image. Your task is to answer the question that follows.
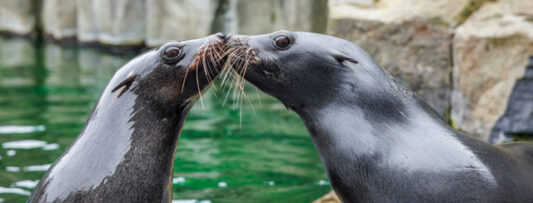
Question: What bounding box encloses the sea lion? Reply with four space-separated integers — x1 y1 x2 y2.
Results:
226 31 533 202
28 33 228 202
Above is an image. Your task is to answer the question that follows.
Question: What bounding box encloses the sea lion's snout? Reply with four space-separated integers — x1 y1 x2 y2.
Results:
225 31 363 111
215 32 229 42
109 34 228 107
226 34 261 69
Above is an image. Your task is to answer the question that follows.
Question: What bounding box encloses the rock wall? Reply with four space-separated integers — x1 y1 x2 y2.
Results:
42 0 77 40
1 0 326 46
94 0 146 46
224 0 328 35
0 0 37 35
74 0 146 46
329 0 470 26
328 0 463 115
451 0 533 140
331 18 452 115
145 0 218 47
329 0 533 141
490 57 533 143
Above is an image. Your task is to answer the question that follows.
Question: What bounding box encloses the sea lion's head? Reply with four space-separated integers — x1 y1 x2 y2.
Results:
27 34 230 203
109 33 228 110
226 31 397 113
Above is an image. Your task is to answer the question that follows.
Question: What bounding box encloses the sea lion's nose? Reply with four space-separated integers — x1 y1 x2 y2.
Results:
225 33 234 41
215 32 227 41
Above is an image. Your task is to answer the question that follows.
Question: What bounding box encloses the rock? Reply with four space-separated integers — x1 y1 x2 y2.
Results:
227 0 328 35
330 18 453 115
278 0 328 33
2 0 328 46
145 0 218 47
42 0 77 40
328 0 470 26
0 0 36 35
490 57 533 143
76 0 145 46
95 0 145 46
228 0 284 35
313 191 340 203
451 0 533 141
76 0 98 43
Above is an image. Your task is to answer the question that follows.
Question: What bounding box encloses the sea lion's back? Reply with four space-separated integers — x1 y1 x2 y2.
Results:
497 141 533 166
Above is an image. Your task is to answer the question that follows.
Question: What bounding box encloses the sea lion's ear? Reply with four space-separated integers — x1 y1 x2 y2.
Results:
112 74 137 98
331 51 358 65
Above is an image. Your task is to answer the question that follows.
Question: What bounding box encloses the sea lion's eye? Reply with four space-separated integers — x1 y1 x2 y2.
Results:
273 35 291 49
163 46 182 61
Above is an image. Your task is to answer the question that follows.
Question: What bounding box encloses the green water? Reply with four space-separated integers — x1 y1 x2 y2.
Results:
0 37 330 202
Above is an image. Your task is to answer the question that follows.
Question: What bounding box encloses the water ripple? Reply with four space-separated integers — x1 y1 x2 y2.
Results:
5 166 20 172
23 164 52 172
172 177 186 184
6 150 15 156
0 125 45 134
0 186 31 196
2 139 59 151
13 180 39 189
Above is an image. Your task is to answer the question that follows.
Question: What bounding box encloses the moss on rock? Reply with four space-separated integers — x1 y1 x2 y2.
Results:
455 0 498 26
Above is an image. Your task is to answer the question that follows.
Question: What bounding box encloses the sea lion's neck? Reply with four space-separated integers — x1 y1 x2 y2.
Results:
300 97 452 159
30 89 189 202
297 90 497 201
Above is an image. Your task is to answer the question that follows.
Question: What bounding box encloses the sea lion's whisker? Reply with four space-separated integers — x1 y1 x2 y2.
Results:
222 52 245 87
240 86 257 117
201 48 215 87
222 71 236 107
255 86 262 105
206 46 221 78
221 47 246 58
195 60 205 110
221 67 236 91
181 65 191 93
231 59 247 91
220 64 237 89
220 38 259 113
219 68 231 89
211 44 224 63
234 59 256 117
202 61 217 91
219 60 236 88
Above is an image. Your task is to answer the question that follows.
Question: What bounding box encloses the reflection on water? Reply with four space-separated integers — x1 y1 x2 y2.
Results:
0 126 45 134
0 36 329 202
